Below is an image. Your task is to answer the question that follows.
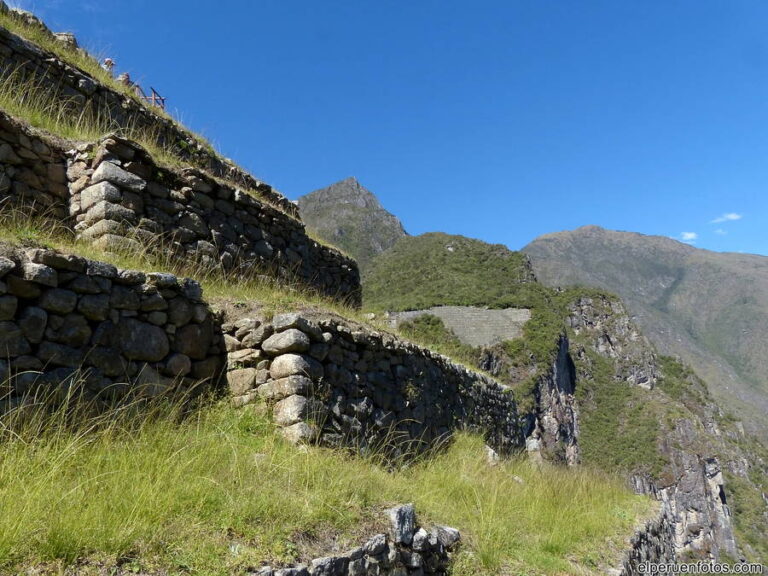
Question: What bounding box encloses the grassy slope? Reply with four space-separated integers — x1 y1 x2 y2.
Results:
363 233 536 312
0 398 653 576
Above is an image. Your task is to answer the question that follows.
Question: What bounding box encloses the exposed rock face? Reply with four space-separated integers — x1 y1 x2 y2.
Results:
571 295 740 562
568 295 658 389
525 335 579 465
223 312 525 459
298 177 407 270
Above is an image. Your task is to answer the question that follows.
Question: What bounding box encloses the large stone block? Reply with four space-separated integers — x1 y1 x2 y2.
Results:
114 318 169 362
262 328 310 355
91 161 146 192
269 353 323 380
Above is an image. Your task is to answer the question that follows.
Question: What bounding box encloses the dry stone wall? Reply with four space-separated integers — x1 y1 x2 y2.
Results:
390 306 531 348
223 312 524 458
67 136 360 305
0 243 224 407
0 10 296 216
0 110 68 218
257 504 460 576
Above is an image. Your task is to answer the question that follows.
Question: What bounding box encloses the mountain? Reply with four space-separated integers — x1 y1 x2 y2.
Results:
363 232 536 311
297 177 407 270
523 225 768 438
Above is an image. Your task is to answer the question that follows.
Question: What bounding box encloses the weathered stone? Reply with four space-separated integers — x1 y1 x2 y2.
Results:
91 160 147 192
269 354 323 380
7 276 42 298
433 525 461 549
257 375 311 402
310 556 349 576
46 314 91 347
77 294 111 321
110 285 140 309
281 421 317 444
0 321 31 356
0 294 17 320
262 328 311 355
80 181 121 210
164 353 192 377
174 323 212 360
18 306 47 343
363 533 388 556
84 200 137 225
412 529 430 552
241 323 273 347
0 256 15 278
87 347 127 377
168 297 194 326
386 504 416 545
39 289 77 314
190 356 222 381
272 313 323 340
114 318 169 362
228 368 257 395
21 262 57 287
273 394 308 426
37 341 82 367
92 234 142 254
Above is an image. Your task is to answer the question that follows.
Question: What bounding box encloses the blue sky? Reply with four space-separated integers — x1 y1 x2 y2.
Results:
15 1 768 255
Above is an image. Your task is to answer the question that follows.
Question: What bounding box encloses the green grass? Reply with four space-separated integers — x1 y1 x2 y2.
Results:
363 233 536 312
0 394 654 576
574 349 668 476
397 315 481 368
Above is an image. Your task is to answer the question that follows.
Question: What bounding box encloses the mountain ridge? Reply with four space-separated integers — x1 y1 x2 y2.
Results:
523 225 768 438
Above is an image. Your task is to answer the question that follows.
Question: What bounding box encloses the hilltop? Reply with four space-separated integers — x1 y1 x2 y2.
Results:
298 178 407 270
523 225 768 438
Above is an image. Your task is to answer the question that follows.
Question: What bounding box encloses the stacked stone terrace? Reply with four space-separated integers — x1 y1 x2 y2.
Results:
0 243 223 407
0 4 296 215
224 311 524 458
68 136 360 304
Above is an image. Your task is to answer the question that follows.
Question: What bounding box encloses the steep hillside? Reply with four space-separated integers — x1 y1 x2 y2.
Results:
298 178 407 269
363 232 536 311
523 225 768 438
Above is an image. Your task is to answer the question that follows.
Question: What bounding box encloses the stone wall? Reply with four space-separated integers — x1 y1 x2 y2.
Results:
223 312 524 458
0 11 297 216
0 243 223 408
389 306 531 348
259 504 461 576
0 110 68 218
67 136 361 305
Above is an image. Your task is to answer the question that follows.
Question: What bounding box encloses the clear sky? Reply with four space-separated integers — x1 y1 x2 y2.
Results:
16 0 768 255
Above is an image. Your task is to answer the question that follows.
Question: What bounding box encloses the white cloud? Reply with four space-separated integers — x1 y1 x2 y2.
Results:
710 213 742 224
680 232 698 243
714 228 727 236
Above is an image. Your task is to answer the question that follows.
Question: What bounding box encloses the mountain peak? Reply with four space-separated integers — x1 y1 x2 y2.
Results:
297 178 407 270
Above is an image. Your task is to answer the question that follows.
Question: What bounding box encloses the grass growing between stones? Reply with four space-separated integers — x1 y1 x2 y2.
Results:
0 395 654 576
